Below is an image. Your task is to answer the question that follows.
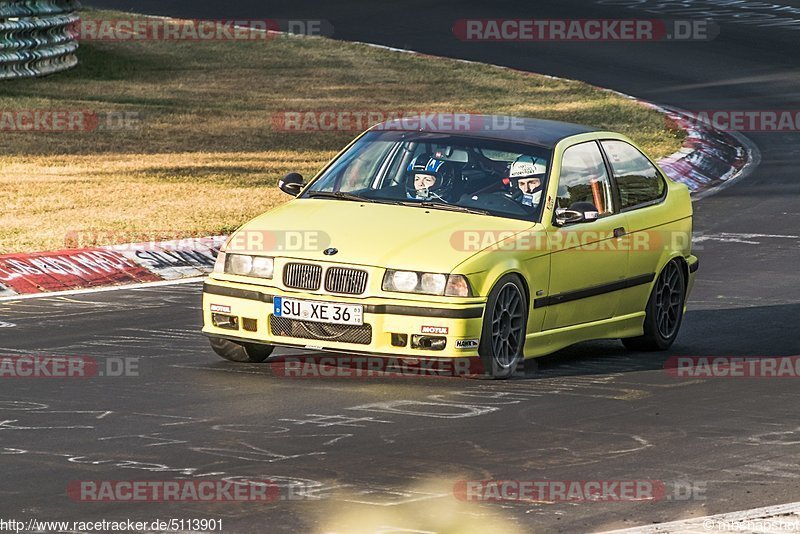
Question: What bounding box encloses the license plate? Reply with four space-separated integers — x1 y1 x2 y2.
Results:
273 297 363 326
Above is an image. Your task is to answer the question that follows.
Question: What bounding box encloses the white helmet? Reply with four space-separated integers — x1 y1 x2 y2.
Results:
509 156 546 207
509 155 547 179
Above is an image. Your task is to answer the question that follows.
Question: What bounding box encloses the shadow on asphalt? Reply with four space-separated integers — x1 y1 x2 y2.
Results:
533 303 800 378
204 304 800 382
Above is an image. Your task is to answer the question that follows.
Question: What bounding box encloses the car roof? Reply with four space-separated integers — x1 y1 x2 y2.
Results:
372 115 598 149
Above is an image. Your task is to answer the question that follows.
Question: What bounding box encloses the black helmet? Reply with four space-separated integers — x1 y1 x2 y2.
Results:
405 153 458 201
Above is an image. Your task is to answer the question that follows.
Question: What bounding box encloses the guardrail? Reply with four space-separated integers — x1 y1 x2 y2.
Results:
0 0 81 79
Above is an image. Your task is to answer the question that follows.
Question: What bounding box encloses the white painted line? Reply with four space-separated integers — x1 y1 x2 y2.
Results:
0 277 205 303
695 232 800 244
601 501 800 533
696 232 800 240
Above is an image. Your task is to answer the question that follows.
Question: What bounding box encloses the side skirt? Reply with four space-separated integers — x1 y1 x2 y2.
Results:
523 312 646 359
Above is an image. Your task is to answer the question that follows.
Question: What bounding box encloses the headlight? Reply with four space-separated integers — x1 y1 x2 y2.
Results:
421 273 447 294
444 275 472 297
251 256 275 278
225 254 274 279
228 254 253 275
390 271 419 292
212 251 226 274
383 270 472 297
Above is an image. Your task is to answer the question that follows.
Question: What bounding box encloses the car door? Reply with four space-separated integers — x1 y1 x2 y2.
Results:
541 140 630 330
598 139 676 317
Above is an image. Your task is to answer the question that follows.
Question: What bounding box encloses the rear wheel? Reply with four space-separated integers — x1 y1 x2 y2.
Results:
209 336 274 363
477 275 528 379
622 259 686 351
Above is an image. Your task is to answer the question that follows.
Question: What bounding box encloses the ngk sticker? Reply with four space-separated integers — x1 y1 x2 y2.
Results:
421 326 449 335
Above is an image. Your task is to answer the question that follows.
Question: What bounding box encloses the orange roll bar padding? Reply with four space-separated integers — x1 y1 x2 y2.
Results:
590 178 604 213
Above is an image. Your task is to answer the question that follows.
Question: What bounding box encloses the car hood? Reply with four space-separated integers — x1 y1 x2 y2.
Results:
226 198 537 273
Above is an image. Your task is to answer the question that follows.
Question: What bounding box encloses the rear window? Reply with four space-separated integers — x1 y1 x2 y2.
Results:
601 140 665 210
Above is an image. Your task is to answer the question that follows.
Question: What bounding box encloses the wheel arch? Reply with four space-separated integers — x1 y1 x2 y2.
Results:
662 252 689 283
647 251 689 295
485 269 531 310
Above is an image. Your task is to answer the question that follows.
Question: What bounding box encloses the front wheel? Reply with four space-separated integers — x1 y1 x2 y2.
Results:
477 275 528 379
209 336 275 363
622 259 686 351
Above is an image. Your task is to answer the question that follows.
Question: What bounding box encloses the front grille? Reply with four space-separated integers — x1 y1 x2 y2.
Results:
325 267 368 295
270 316 372 345
283 263 322 291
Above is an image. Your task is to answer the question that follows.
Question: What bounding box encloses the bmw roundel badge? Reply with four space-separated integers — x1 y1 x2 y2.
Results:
324 248 338 256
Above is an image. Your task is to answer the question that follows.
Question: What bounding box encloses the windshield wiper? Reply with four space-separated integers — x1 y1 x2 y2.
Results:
399 201 492 216
307 191 375 203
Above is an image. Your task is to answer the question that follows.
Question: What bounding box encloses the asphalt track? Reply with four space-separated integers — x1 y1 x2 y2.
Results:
3 1 800 532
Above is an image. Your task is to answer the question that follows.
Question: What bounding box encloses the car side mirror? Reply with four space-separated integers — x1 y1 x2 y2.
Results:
279 173 305 197
555 208 599 226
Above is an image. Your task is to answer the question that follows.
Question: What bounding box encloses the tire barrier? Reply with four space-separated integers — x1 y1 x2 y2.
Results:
0 0 81 79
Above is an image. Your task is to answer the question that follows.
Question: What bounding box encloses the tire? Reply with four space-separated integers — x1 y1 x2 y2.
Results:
622 259 686 351
209 336 275 363
476 274 529 379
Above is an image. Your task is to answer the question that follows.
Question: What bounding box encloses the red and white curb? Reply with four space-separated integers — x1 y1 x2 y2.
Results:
601 501 800 533
0 236 225 299
635 102 758 200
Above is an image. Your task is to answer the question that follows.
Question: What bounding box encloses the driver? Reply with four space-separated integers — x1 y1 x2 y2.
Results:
508 155 546 207
405 153 458 202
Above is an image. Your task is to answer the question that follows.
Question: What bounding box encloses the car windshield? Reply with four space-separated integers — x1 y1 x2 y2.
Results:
301 131 552 221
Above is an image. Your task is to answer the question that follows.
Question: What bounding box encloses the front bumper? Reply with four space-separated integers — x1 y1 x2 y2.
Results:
201 279 486 358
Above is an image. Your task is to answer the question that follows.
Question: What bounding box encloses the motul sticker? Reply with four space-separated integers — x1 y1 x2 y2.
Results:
210 303 231 313
421 326 449 335
455 339 480 349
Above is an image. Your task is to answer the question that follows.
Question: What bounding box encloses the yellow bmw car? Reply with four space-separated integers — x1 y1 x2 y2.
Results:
202 116 698 378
